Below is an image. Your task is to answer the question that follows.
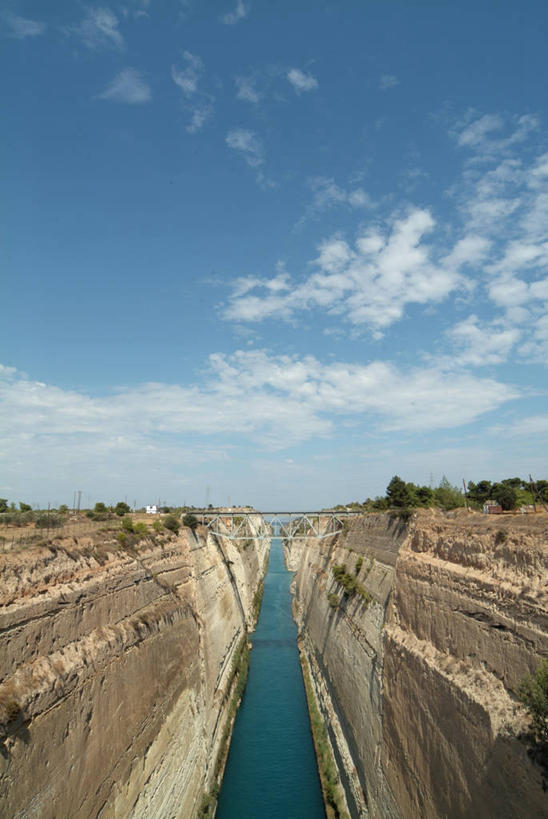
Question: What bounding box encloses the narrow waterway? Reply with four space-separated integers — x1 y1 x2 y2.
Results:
217 539 325 818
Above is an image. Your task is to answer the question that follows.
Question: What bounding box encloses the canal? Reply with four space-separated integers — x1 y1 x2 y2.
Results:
216 538 325 818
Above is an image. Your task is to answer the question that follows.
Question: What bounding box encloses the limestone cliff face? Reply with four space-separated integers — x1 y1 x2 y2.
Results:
287 511 547 819
0 518 268 818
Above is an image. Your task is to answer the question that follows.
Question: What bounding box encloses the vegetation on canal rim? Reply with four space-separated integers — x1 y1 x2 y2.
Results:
335 474 548 513
300 650 349 819
517 659 548 777
199 634 251 817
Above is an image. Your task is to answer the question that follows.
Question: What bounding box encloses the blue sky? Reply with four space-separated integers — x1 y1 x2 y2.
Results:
1 0 547 509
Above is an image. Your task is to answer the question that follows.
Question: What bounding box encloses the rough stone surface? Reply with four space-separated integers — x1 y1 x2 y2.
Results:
287 510 548 819
0 518 268 818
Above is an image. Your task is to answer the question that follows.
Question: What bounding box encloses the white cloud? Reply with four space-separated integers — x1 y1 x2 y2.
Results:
235 75 260 103
186 103 213 133
171 51 203 96
453 111 539 161
379 74 399 90
296 177 375 228
70 7 124 51
171 52 214 133
457 113 504 148
490 415 548 438
3 14 46 38
447 316 520 366
220 1 249 25
0 353 518 475
99 68 151 104
226 128 264 167
225 208 467 330
287 68 319 94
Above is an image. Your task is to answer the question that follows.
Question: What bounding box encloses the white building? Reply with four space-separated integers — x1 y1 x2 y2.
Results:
146 505 158 515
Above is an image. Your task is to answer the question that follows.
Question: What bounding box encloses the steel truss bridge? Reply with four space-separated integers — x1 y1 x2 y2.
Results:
193 510 364 542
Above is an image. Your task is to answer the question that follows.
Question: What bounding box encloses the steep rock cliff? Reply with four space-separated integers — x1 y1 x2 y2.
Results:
287 511 547 819
0 517 268 818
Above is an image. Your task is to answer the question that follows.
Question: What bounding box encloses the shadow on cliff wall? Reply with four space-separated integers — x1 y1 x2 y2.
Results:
458 733 547 819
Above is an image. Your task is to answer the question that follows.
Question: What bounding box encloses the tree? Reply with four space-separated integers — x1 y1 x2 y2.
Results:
433 476 465 510
19 502 32 512
0 499 8 513
492 482 517 511
416 485 434 506
94 502 107 513
114 501 131 517
386 476 412 508
467 480 492 505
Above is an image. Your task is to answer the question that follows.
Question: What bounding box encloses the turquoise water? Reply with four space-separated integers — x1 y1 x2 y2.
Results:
216 539 325 819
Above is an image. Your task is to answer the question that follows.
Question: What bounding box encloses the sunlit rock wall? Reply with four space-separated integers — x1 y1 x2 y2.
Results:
0 518 268 818
288 510 547 818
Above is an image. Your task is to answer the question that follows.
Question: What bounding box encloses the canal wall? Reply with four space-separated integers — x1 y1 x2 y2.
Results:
0 516 269 818
286 510 548 818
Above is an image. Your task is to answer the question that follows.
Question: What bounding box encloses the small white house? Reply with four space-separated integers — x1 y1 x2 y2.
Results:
146 505 158 515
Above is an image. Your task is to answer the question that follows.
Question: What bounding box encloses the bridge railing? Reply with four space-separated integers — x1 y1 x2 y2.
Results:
192 510 363 542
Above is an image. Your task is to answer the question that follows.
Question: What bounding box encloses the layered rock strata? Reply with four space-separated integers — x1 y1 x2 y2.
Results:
0 517 269 818
287 510 547 818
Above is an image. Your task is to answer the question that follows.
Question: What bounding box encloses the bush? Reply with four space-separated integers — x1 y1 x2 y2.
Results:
35 513 63 529
121 516 134 533
163 515 180 534
328 593 339 610
517 659 548 744
133 522 148 536
182 513 198 531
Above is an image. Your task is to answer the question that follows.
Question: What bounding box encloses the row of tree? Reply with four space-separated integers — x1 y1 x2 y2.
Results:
339 475 548 512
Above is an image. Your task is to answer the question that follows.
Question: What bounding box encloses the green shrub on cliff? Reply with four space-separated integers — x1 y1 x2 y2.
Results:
517 659 548 744
181 513 199 531
164 514 181 533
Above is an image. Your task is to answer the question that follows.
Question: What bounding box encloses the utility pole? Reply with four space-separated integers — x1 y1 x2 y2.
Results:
462 479 468 510
77 490 82 513
529 474 537 513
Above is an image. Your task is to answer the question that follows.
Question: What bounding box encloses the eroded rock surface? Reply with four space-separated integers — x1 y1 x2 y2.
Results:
0 518 268 818
287 510 547 818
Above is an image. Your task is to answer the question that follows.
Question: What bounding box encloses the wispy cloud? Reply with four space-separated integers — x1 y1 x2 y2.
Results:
379 74 399 90
98 68 151 104
69 7 124 51
3 13 46 39
296 176 375 229
220 1 249 25
287 68 318 94
171 51 214 132
0 352 518 492
171 51 203 95
452 110 539 161
235 75 261 103
226 128 264 167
